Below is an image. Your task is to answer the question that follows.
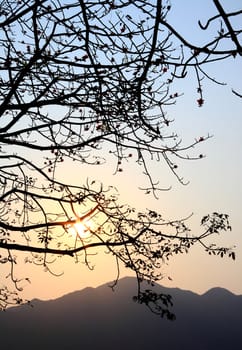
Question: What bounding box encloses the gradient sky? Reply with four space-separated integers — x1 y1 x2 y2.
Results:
12 0 242 301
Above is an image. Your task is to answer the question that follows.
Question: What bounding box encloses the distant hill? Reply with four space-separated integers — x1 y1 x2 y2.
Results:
0 277 241 350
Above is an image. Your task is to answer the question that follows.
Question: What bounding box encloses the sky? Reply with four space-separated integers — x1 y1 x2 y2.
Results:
10 0 242 301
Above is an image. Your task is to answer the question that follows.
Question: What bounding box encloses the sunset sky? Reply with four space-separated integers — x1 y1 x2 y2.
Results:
11 0 242 302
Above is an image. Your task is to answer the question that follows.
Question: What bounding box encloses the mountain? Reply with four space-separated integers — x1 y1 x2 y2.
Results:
0 277 241 350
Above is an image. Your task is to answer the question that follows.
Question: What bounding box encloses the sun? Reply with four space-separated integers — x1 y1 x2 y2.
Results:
71 219 92 239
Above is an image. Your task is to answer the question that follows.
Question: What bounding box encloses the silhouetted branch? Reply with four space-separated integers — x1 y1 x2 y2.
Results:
0 0 240 313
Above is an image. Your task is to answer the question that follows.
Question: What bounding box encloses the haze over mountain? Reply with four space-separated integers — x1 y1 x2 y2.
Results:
0 277 241 350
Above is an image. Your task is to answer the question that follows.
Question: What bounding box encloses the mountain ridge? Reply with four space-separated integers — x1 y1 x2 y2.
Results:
24 276 240 307
1 276 241 350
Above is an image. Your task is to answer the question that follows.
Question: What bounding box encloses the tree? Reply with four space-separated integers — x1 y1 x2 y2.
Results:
0 0 240 316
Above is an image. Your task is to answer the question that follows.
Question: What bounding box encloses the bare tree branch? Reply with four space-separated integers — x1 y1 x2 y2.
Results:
0 0 240 314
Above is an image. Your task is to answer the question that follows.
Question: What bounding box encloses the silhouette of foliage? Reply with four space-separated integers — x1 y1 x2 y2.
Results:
0 0 240 315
